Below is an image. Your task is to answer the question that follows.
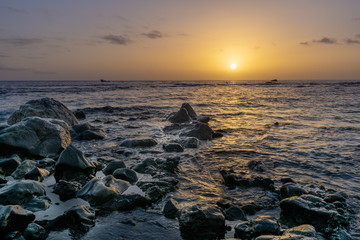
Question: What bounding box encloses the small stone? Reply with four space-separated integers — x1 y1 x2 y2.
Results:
102 160 126 175
113 168 138 184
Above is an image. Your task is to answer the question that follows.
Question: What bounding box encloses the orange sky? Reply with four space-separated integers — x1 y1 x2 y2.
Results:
1 0 360 80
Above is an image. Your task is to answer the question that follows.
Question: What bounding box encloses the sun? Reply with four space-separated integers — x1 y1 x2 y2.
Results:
230 63 237 70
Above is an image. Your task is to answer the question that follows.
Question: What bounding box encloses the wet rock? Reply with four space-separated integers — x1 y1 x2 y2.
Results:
0 155 21 176
248 160 266 172
53 180 82 201
0 117 71 158
178 204 226 239
197 115 210 123
212 130 224 138
180 137 200 148
120 138 157 148
3 231 25 240
224 206 246 221
280 194 350 232
102 160 126 175
163 198 180 219
11 160 37 179
111 194 151 211
158 156 180 173
8 97 79 126
254 224 318 240
181 103 197 119
137 180 177 202
73 110 86 120
0 205 35 234
163 143 184 152
163 123 185 133
324 192 347 203
235 215 280 239
36 158 56 170
72 123 107 140
54 145 95 183
180 122 213 140
24 223 48 240
280 182 308 199
167 108 191 124
0 175 7 184
113 168 138 184
0 180 49 211
77 175 130 206
24 167 50 182
133 158 158 174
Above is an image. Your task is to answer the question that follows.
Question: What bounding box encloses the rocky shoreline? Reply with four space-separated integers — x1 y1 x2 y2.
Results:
0 98 358 239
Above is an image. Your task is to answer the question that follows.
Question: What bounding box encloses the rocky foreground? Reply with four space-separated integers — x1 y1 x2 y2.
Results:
0 98 358 240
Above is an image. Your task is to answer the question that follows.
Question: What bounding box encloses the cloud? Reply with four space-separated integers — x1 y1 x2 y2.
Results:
313 37 337 44
102 35 132 45
356 34 360 39
0 6 28 14
0 38 43 46
0 66 28 72
142 30 162 39
300 41 309 46
345 38 360 44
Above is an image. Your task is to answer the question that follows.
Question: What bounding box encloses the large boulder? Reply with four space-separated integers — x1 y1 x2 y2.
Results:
0 155 21 176
77 175 130 206
0 117 71 158
178 204 226 239
0 205 35 234
167 103 197 124
180 122 213 140
8 97 79 126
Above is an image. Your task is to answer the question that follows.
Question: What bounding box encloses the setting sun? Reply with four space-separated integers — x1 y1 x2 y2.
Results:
230 63 237 70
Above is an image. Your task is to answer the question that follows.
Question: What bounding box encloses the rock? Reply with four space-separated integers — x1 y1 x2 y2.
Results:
133 158 158 174
163 123 185 133
0 205 35 234
254 224 318 240
137 180 177 202
197 115 210 123
102 160 126 175
120 138 157 148
158 156 180 173
24 167 50 182
112 168 138 184
180 122 213 140
0 117 71 158
178 204 226 239
24 223 48 240
53 180 82 201
72 123 92 133
224 206 246 221
77 175 130 206
0 175 7 184
324 192 347 203
0 155 21 176
234 221 251 239
280 182 308 199
235 215 280 239
111 194 151 211
54 145 95 183
11 160 37 179
163 143 184 152
73 110 86 120
72 123 107 140
3 231 26 240
8 97 79 126
163 198 180 219
248 160 266 172
180 137 200 148
167 108 191 124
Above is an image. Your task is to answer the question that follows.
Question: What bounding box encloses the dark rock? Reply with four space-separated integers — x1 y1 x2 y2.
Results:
8 97 79 126
212 130 224 138
24 167 50 182
224 206 246 221
36 158 56 169
163 143 184 152
73 110 86 120
137 180 177 202
158 156 180 173
180 137 200 148
280 182 308 199
54 145 95 183
324 192 347 203
280 177 295 184
120 138 157 148
163 124 185 133
197 115 210 123
235 215 280 239
167 108 191 124
23 223 48 240
133 158 158 174
3 231 25 240
0 155 21 176
0 117 71 158
113 168 138 184
53 180 82 201
178 204 226 239
163 198 180 219
0 180 50 211
0 205 35 234
77 129 107 140
11 160 37 179
0 175 7 184
111 194 151 211
181 103 197 119
234 221 251 239
72 123 92 133
248 160 266 172
255 224 318 240
102 160 126 175
180 122 213 140
77 175 130 206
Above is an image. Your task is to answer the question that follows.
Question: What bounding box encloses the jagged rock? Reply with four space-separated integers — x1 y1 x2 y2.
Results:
11 160 37 179
0 155 21 176
0 180 50 211
180 137 200 148
163 198 180 219
167 108 191 124
178 204 226 239
8 97 79 126
0 117 71 158
24 223 48 240
54 145 95 183
0 205 35 234
163 143 184 152
280 182 308 199
102 160 126 175
181 103 197 119
24 167 50 182
73 110 86 120
53 180 82 201
180 122 213 140
133 158 158 174
112 168 138 184
77 175 130 206
120 138 157 148
235 215 280 239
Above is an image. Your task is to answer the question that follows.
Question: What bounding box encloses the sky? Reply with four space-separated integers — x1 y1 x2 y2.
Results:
1 0 360 81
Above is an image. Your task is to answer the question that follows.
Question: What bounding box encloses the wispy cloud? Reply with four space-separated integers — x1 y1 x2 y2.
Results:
0 6 28 14
300 41 309 46
0 38 43 46
345 38 360 44
142 30 162 39
102 35 132 45
313 37 337 44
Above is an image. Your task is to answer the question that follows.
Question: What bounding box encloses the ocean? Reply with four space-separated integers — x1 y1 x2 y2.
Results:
1 80 359 238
